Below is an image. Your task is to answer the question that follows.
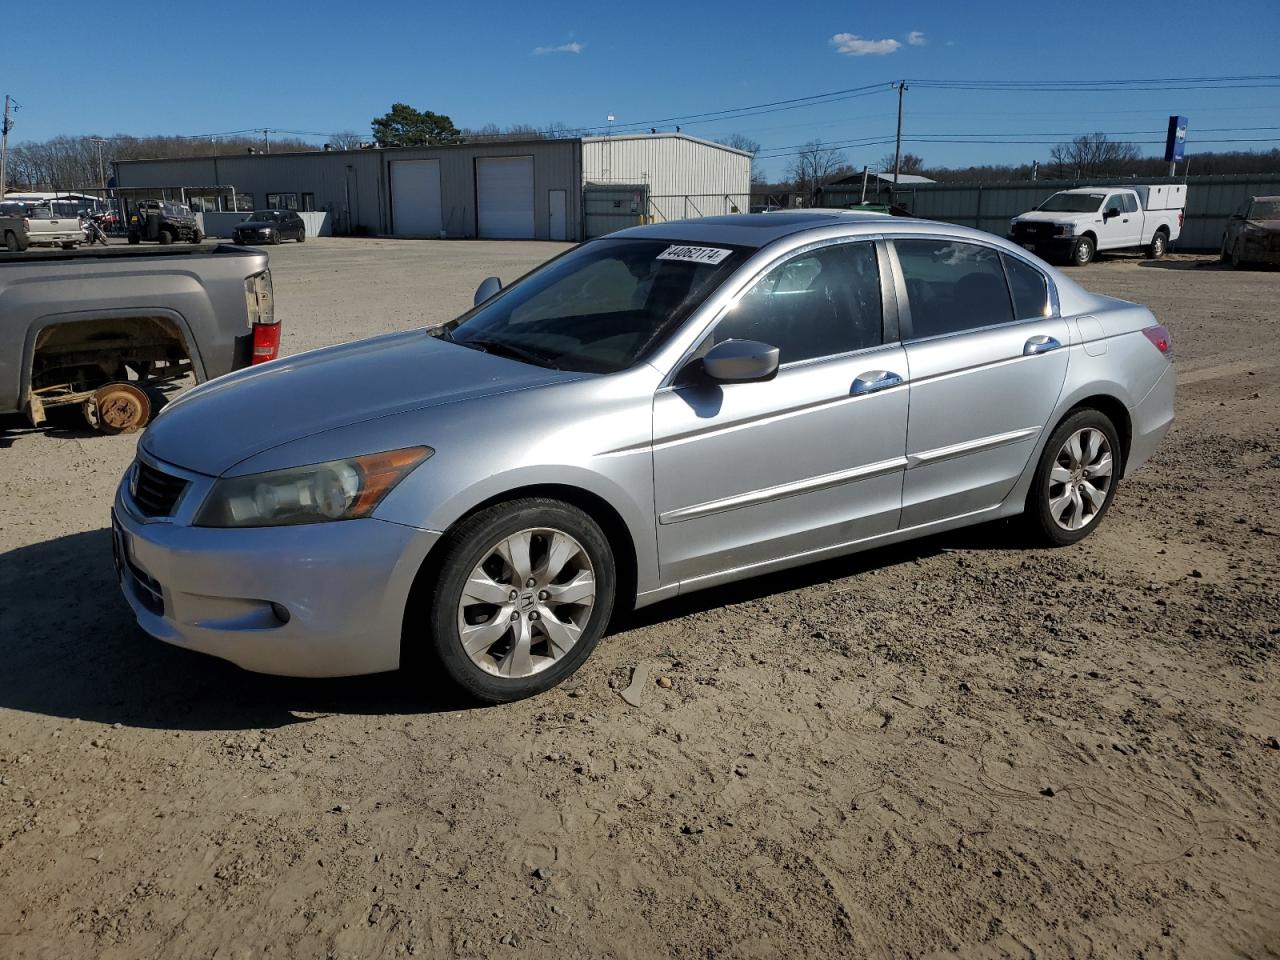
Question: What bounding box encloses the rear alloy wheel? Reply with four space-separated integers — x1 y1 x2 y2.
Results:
1026 410 1120 546
1070 235 1095 266
1147 231 1168 260
422 499 615 702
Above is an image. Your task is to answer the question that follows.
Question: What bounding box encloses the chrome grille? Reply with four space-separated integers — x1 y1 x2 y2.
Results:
131 461 188 517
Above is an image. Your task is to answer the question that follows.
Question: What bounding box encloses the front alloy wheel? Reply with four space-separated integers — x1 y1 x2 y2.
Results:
420 498 615 702
1026 410 1120 546
458 527 596 679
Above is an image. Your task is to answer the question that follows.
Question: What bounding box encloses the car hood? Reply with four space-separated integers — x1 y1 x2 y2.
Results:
142 330 577 476
1015 210 1097 224
235 220 279 230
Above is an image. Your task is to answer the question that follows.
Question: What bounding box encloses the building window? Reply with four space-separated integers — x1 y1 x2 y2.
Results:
226 193 254 212
266 192 299 210
301 192 315 212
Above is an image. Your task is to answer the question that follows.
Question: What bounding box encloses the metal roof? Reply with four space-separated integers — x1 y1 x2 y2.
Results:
580 132 753 158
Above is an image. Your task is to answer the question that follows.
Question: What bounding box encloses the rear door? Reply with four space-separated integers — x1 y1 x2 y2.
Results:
891 237 1070 528
653 239 909 585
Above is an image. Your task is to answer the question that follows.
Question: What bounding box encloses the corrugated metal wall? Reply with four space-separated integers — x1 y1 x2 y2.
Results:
580 135 751 225
115 140 582 240
829 174 1280 251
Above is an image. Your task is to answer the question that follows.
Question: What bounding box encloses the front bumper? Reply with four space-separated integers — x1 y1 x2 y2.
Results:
233 232 276 244
112 469 440 677
1008 229 1077 257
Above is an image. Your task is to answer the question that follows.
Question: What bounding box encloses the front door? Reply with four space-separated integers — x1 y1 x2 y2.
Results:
653 240 908 586
892 238 1071 527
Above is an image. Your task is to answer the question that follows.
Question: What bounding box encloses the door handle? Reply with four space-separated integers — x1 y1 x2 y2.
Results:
851 370 904 395
1024 335 1062 355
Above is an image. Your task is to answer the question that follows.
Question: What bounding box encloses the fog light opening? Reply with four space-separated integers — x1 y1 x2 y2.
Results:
270 602 291 625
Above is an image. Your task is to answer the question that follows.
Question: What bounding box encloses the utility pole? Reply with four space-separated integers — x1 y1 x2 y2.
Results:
89 137 108 191
262 129 270 155
892 81 908 186
0 95 16 200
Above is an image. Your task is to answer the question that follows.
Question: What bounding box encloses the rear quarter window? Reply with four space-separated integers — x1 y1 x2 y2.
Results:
1002 254 1052 320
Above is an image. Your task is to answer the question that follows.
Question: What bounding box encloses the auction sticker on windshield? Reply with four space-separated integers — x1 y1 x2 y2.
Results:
656 245 733 265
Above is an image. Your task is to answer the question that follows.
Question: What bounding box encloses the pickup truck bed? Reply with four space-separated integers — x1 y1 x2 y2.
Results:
0 244 276 431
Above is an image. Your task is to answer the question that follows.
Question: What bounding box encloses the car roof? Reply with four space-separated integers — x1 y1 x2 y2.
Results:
609 209 1016 249
612 210 915 247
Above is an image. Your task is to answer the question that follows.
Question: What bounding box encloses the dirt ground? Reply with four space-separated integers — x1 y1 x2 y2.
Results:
1 240 1277 959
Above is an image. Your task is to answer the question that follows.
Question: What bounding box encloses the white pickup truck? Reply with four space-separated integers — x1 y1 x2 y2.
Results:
1008 185 1186 266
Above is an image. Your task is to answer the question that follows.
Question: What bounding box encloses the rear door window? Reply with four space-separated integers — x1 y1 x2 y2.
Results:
894 239 1014 339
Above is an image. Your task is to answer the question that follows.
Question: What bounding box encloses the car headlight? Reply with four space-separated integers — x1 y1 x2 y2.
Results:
1056 222 1075 237
194 447 432 527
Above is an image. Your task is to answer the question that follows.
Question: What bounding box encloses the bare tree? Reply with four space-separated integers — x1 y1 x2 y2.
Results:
716 133 760 155
1049 133 1140 178
787 140 847 205
877 152 925 176
327 130 365 150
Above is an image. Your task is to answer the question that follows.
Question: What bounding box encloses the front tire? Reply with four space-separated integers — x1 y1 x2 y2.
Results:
418 498 616 703
1231 242 1247 270
296 229 306 243
1146 230 1168 260
192 228 204 243
158 230 172 245
1025 409 1121 546
1069 235 1095 267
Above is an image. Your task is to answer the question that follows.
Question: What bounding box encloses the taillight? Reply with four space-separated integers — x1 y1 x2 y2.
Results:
1142 324 1173 359
1178 210 1184 228
252 322 281 364
245 270 279 363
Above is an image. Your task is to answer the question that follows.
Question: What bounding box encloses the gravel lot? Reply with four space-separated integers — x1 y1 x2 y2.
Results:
1 239 1277 958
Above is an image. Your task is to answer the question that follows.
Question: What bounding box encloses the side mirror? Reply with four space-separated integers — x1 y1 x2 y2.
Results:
1105 207 1121 219
701 339 780 383
474 276 502 306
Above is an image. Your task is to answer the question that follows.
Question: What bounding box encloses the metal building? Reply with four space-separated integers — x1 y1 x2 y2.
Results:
580 134 752 237
112 134 750 243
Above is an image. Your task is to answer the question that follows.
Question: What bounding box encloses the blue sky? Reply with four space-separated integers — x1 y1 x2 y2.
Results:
17 0 1280 179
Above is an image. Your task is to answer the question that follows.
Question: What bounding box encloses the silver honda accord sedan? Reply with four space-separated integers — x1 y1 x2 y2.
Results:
112 211 1174 701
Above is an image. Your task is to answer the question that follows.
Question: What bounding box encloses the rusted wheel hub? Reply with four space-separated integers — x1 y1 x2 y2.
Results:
84 382 152 434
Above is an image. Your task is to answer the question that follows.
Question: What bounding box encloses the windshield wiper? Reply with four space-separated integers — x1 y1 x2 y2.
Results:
457 336 560 370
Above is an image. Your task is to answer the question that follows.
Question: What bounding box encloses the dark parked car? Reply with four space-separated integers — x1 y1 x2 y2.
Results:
232 210 306 245
128 200 203 245
1221 196 1280 268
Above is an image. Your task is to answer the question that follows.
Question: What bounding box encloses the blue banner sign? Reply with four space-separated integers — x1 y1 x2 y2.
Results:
1165 116 1188 163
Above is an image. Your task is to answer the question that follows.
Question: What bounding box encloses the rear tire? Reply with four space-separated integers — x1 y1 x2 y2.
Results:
297 229 306 243
158 230 172 245
128 232 140 245
1146 230 1168 260
1024 409 1121 546
415 498 616 703
4 231 20 252
192 228 204 244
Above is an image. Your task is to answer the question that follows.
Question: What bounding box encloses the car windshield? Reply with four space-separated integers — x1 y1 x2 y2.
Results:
250 211 282 221
445 238 750 374
1038 193 1106 213
1250 200 1280 219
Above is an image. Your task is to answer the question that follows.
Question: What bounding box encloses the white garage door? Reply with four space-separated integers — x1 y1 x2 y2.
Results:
476 156 535 239
390 159 442 236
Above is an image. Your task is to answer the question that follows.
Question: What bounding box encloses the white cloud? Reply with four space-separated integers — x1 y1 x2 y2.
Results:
831 33 901 56
907 31 926 46
533 41 585 55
